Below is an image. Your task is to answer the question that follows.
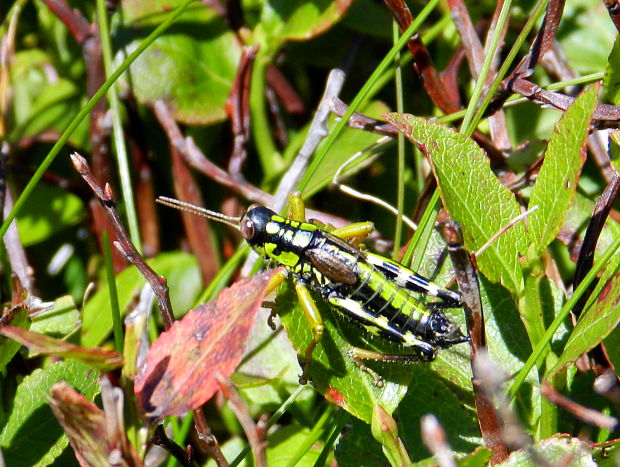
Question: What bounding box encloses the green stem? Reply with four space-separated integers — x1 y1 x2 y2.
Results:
468 0 547 133
96 0 142 252
509 232 620 399
392 20 405 260
229 385 307 467
460 0 513 135
402 190 440 269
286 404 336 467
250 55 284 181
520 255 557 437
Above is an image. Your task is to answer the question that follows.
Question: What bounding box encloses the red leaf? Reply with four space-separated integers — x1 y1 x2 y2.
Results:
0 326 123 370
134 270 277 420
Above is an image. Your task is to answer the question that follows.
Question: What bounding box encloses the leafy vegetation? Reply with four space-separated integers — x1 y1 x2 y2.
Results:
1 0 620 465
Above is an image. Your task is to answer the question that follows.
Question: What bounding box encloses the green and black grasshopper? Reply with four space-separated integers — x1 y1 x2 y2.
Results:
157 194 468 384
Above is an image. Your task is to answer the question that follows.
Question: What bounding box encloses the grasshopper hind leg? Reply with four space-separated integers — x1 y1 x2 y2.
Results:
347 345 437 388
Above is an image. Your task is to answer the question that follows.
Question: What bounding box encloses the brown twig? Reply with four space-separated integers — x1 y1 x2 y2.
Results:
441 221 509 464
194 409 229 467
134 161 160 257
420 415 456 467
604 0 620 33
271 69 345 213
384 0 459 114
572 174 620 377
573 174 620 314
541 382 620 431
331 97 506 164
507 78 620 123
266 65 306 115
265 85 288 149
40 0 91 43
512 0 566 82
217 375 266 467
42 0 122 270
170 140 220 285
152 424 192 466
72 152 229 466
227 45 258 176
594 370 620 406
473 353 533 456
126 98 161 257
154 99 352 228
154 101 269 205
486 0 620 125
70 152 174 329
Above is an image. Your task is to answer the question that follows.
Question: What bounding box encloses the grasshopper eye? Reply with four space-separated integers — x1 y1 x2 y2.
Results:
240 218 255 240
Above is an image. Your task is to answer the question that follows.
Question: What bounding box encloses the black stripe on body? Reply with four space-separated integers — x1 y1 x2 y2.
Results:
365 252 462 308
323 263 435 343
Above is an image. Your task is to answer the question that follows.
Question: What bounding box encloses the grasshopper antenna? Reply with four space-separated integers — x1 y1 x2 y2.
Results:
156 196 241 229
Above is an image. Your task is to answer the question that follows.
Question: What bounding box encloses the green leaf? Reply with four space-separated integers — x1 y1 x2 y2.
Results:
276 281 407 422
302 101 391 198
496 436 594 466
335 417 386 465
207 424 325 467
30 295 80 337
398 366 480 459
81 252 201 347
116 1 241 124
559 191 620 255
235 308 315 408
8 77 82 143
457 447 494 466
16 184 84 246
0 327 123 371
0 360 100 467
371 405 411 466
385 113 526 296
559 0 616 74
605 35 620 105
546 257 620 379
264 424 327 466
0 306 29 371
610 130 620 174
246 0 354 55
527 85 596 252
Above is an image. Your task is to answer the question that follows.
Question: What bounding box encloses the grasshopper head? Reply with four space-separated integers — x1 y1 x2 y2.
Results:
428 312 469 347
240 205 276 248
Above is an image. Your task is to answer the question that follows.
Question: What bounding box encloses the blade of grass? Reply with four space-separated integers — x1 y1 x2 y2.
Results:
392 19 406 260
229 385 307 467
286 404 337 467
296 0 441 193
468 0 548 134
0 0 196 239
402 190 440 269
102 230 123 353
96 0 141 252
508 232 620 400
460 0 513 135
